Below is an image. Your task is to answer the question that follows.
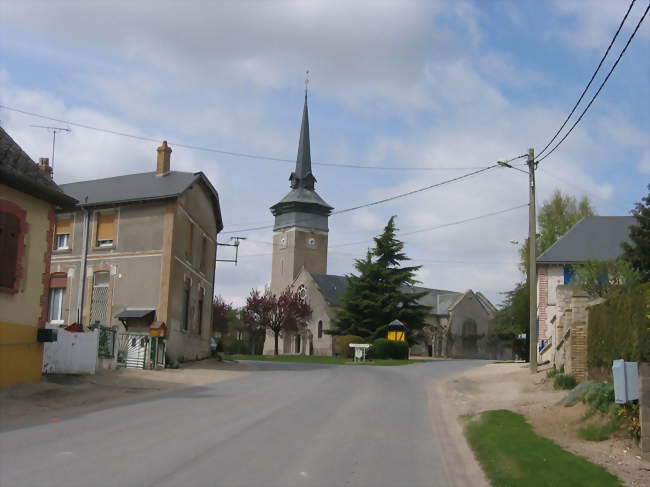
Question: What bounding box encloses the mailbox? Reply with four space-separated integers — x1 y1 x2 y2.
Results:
37 328 58 343
612 359 639 404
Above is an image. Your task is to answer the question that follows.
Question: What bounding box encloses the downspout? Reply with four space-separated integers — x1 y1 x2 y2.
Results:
77 199 90 324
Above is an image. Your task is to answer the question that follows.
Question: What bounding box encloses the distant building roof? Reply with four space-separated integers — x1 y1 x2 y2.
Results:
0 127 77 207
60 170 223 232
536 216 635 265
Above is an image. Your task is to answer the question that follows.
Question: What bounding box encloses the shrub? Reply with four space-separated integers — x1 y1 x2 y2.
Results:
563 381 597 407
553 374 578 390
336 335 364 358
372 338 410 359
224 339 249 355
578 417 622 441
546 366 559 379
583 382 615 414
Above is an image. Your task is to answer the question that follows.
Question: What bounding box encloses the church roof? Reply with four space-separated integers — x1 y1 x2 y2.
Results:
308 272 463 315
270 95 332 222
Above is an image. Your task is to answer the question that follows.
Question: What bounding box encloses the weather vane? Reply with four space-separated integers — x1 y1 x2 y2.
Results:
305 69 310 97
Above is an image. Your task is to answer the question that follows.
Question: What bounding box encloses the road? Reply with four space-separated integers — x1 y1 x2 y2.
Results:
0 360 484 487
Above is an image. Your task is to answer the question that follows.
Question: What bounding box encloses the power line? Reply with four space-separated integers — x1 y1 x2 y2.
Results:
537 1 649 164
0 104 489 172
221 159 525 235
537 0 637 159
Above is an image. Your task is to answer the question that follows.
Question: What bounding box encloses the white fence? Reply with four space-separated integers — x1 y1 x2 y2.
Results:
42 325 99 375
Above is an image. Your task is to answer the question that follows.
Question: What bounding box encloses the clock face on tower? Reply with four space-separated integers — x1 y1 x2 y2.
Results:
307 237 316 248
280 236 287 249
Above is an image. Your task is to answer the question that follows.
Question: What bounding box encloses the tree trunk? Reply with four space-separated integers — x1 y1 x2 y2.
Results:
274 332 279 356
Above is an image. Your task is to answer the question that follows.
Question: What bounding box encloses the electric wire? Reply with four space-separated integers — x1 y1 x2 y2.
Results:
537 0 637 159
0 104 488 172
537 1 649 164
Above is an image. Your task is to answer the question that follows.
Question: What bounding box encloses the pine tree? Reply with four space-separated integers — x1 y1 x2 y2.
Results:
332 216 430 341
622 184 650 282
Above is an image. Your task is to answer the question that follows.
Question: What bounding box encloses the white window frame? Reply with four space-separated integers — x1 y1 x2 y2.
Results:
49 287 65 324
55 233 70 250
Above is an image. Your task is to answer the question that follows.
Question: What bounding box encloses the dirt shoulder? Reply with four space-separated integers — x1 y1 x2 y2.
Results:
0 359 250 424
443 362 649 487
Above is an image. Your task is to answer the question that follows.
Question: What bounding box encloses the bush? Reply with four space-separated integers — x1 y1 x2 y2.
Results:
546 366 559 379
336 335 364 358
372 338 410 360
563 381 597 407
583 382 615 414
224 339 249 355
553 374 578 390
588 283 650 367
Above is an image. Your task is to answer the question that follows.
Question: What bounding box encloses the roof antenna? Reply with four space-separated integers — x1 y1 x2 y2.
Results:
304 69 310 99
30 125 71 176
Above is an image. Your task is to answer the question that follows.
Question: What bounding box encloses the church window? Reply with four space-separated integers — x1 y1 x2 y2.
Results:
318 320 323 338
297 284 306 301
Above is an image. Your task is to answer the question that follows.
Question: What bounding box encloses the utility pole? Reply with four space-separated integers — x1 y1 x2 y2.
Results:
527 148 537 374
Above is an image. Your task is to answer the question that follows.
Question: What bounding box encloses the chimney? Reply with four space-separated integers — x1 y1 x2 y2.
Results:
156 140 172 175
38 157 53 178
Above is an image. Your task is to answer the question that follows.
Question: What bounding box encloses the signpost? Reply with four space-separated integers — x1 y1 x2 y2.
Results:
349 343 370 362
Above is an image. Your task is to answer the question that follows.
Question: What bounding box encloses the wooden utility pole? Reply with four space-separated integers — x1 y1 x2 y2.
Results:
528 148 537 374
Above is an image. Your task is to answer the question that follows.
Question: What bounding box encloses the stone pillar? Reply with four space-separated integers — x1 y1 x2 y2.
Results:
640 362 650 461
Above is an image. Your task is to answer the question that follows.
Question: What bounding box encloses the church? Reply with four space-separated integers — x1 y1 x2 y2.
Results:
262 95 513 360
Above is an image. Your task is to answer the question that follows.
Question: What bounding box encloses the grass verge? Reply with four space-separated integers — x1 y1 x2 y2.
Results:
465 410 622 487
225 354 418 366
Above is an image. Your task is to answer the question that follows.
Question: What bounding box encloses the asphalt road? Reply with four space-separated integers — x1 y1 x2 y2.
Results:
0 360 484 487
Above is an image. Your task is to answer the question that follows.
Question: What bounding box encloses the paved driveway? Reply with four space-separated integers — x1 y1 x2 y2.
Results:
0 360 485 487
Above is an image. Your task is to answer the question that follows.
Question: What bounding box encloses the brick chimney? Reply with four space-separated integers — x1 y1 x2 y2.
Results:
38 157 53 178
156 141 172 175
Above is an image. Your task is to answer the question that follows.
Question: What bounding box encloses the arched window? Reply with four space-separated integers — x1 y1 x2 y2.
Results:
318 320 323 338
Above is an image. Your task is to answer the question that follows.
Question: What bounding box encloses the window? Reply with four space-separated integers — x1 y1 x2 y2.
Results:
200 236 207 271
563 265 574 285
48 273 67 323
187 221 194 261
197 287 205 335
318 320 323 338
96 213 116 247
0 208 23 290
55 218 71 250
90 271 110 324
297 284 306 301
181 279 191 331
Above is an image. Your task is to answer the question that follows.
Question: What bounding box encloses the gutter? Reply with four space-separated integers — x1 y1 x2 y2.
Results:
77 201 90 324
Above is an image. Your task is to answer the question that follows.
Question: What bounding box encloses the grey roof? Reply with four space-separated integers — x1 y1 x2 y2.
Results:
60 170 223 232
448 290 497 317
115 308 156 319
537 216 635 264
309 272 462 314
0 127 77 207
271 95 333 226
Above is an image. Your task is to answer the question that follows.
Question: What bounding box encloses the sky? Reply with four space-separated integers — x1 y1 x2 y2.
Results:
1 0 648 307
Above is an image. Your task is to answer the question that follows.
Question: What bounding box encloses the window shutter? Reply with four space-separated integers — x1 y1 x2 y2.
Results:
0 211 20 288
56 219 71 234
97 214 116 241
50 273 68 289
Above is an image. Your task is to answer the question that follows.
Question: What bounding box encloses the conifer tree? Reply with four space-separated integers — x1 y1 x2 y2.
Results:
622 184 650 282
331 216 430 341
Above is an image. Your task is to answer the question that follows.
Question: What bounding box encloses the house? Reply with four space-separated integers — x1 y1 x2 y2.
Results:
0 127 77 386
49 141 223 362
536 215 635 359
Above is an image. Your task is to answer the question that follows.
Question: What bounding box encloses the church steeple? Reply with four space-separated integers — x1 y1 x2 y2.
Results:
289 95 316 190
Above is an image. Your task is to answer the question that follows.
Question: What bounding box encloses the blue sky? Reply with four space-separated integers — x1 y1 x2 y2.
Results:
1 0 648 306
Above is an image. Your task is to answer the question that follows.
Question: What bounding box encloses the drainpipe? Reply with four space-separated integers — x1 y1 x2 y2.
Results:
77 199 90 324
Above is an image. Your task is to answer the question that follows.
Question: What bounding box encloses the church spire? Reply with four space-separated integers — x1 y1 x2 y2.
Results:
290 84 316 190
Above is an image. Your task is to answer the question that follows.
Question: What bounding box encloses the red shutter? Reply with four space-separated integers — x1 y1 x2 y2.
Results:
50 273 68 289
0 211 20 289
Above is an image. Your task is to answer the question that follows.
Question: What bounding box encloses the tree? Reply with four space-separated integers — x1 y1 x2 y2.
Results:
574 259 641 298
331 216 430 341
621 184 650 282
243 287 312 355
212 296 233 335
519 190 596 271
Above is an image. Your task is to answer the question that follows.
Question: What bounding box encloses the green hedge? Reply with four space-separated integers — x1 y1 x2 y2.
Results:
336 335 364 358
588 283 650 367
372 338 410 360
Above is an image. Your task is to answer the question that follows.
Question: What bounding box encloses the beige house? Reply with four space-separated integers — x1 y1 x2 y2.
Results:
50 142 223 361
0 127 77 386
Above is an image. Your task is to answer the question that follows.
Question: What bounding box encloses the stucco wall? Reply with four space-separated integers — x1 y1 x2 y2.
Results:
0 184 53 386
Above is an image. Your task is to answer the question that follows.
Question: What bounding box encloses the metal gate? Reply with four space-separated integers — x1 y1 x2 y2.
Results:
117 333 166 369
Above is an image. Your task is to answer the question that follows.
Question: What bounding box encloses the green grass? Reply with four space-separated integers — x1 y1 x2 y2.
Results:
465 410 622 487
225 354 417 366
578 416 623 441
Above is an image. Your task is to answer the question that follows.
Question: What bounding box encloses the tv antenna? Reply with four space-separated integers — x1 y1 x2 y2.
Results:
30 125 71 174
216 236 247 266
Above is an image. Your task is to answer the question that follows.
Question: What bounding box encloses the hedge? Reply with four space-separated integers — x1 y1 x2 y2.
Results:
587 283 650 367
336 335 364 358
372 338 410 360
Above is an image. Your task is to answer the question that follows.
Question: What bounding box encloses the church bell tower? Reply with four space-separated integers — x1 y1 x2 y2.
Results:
269 94 333 295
